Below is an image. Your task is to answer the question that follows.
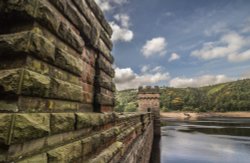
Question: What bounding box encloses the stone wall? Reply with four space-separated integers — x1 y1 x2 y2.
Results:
0 111 153 163
0 0 115 113
0 1 155 163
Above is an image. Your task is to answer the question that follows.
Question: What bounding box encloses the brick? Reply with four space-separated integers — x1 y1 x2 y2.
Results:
12 113 50 144
50 113 75 134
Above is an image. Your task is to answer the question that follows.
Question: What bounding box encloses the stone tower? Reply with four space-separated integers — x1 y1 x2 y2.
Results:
138 86 161 136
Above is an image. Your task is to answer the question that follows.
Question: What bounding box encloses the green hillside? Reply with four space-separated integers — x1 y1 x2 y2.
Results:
115 79 250 112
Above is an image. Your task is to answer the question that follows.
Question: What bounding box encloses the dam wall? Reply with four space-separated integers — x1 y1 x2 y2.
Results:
0 1 155 163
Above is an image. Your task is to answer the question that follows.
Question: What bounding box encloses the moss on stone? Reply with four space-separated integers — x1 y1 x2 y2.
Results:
50 113 75 134
12 113 50 144
47 140 82 162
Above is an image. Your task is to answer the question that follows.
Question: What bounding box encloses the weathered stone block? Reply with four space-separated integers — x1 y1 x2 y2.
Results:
50 67 81 86
88 141 123 163
76 113 91 129
0 30 55 62
81 137 92 156
0 69 21 95
98 57 115 78
47 100 79 112
47 140 82 162
85 0 112 36
37 1 85 53
3 0 84 53
98 39 114 63
50 113 75 134
0 114 12 146
55 48 83 76
76 113 107 129
12 113 50 144
25 56 50 76
18 97 80 112
50 78 82 102
49 0 96 47
8 137 47 161
92 134 102 150
72 0 113 50
17 153 47 163
96 94 115 106
21 70 51 97
29 30 56 62
0 100 18 112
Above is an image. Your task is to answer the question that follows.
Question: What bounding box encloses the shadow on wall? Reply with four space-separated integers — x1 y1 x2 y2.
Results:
150 136 161 163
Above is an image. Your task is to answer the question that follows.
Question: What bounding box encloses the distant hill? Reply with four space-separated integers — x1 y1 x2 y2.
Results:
115 79 250 112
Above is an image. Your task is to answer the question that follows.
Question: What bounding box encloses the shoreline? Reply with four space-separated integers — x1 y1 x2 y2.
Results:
160 111 250 120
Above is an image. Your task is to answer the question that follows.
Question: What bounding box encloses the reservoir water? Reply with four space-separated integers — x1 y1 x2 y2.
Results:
151 117 250 163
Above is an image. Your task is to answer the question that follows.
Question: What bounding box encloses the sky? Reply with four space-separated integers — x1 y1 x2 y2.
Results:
95 0 250 90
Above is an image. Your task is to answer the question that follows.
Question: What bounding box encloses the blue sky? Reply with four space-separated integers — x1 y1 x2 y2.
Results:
95 0 250 90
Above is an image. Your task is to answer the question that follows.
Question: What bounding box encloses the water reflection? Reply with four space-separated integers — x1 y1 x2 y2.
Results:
153 117 250 163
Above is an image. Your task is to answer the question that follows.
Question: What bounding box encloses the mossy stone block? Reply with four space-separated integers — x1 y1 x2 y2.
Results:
76 113 91 129
0 69 21 94
47 140 82 162
21 70 51 97
50 78 82 102
50 113 75 134
12 113 50 144
0 100 18 112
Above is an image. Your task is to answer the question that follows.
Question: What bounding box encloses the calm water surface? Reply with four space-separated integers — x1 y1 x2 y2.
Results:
151 117 250 163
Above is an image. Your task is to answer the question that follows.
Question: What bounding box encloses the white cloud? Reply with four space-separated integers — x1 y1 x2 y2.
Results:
110 22 133 42
141 65 150 73
114 14 130 28
95 0 127 12
169 53 180 62
109 13 134 42
169 75 233 88
141 37 167 58
114 67 136 83
191 32 250 62
115 67 170 90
